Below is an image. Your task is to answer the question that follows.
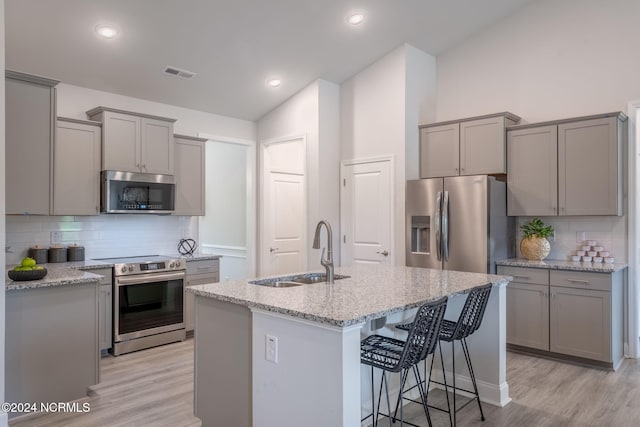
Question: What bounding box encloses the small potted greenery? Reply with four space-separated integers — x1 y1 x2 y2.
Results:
520 218 554 260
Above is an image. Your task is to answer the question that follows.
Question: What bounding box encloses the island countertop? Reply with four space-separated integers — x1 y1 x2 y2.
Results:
188 264 512 327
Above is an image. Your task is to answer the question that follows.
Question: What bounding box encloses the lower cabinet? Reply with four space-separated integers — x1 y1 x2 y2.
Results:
185 258 220 333
498 265 624 369
93 268 113 353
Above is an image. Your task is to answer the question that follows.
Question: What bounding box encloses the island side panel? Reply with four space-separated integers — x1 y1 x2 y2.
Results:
432 282 510 406
252 310 364 427
5 282 99 417
194 296 252 427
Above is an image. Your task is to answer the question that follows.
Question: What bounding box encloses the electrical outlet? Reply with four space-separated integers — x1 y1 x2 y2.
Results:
51 231 61 244
266 334 278 363
576 231 586 243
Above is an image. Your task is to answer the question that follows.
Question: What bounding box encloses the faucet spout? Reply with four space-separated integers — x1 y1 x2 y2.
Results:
313 220 334 283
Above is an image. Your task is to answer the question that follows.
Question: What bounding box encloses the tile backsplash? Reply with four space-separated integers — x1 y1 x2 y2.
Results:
6 215 198 265
516 216 628 263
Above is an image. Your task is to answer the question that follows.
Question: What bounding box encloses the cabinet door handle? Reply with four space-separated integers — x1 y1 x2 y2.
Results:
513 275 530 280
197 266 212 271
567 279 590 284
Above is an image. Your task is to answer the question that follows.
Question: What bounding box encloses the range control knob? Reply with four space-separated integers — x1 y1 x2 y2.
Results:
169 261 175 268
128 265 135 272
175 260 181 267
120 266 127 274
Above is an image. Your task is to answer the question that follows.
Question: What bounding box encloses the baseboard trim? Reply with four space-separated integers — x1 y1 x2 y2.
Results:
429 370 511 407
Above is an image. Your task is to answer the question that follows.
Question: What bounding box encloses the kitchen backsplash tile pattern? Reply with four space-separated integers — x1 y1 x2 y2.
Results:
5 215 198 265
516 216 627 263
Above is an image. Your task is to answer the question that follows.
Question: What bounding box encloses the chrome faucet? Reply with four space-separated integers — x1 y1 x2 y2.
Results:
312 220 334 283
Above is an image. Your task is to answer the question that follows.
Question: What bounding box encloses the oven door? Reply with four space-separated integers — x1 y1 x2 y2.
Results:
114 271 185 342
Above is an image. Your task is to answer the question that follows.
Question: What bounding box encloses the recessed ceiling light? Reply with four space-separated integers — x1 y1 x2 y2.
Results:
346 10 366 25
95 24 120 39
267 78 282 88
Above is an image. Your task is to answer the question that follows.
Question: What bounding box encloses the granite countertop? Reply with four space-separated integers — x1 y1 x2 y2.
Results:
187 264 511 327
496 258 628 273
6 262 106 291
171 254 222 262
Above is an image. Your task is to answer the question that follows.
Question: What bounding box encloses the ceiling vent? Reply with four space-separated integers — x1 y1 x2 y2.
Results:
164 66 197 80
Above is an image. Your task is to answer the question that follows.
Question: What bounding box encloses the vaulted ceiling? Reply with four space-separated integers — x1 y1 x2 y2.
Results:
6 0 534 120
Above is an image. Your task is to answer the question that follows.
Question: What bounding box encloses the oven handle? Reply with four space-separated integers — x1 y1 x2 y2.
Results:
116 271 185 286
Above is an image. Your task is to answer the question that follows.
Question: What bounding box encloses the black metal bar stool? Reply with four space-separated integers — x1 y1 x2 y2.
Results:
360 296 448 427
433 283 493 427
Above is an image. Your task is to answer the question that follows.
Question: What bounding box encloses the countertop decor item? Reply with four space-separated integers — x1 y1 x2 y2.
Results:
8 267 47 281
28 245 48 264
519 217 553 261
67 244 85 262
178 238 197 256
48 245 67 263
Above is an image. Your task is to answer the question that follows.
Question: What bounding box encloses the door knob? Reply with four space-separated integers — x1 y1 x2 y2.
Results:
376 250 389 256
270 247 279 253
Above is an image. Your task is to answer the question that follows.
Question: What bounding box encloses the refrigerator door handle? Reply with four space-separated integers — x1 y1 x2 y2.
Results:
435 191 442 261
442 191 450 261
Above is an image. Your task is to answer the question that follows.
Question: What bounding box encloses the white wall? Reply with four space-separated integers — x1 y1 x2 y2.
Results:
341 44 437 264
57 83 256 141
436 0 640 123
256 79 341 271
0 1 6 425
201 140 250 280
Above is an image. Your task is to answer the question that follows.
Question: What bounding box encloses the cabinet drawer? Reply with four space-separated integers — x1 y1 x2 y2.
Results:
550 270 611 292
186 258 220 276
497 266 548 285
187 273 220 286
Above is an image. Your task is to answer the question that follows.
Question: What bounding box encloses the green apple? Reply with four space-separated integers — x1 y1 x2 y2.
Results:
13 266 28 271
32 266 44 270
21 257 36 268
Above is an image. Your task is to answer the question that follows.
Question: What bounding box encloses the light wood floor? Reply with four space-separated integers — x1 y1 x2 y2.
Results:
10 339 640 426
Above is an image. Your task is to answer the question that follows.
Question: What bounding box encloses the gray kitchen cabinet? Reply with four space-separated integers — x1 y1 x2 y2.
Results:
419 123 459 178
558 116 624 215
94 268 113 353
53 118 102 215
5 70 59 215
419 112 520 178
498 265 624 369
506 112 626 216
507 125 558 216
500 266 550 350
185 258 220 333
174 134 207 216
87 106 176 175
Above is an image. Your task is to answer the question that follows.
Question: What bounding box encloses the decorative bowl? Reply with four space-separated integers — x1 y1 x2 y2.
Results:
8 267 48 281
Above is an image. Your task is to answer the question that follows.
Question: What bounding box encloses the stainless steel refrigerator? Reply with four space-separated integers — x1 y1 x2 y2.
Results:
406 175 514 274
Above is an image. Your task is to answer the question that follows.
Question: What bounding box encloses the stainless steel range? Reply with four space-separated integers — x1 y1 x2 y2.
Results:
97 255 186 356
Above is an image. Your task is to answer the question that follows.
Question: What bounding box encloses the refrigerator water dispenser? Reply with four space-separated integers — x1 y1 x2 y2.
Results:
411 216 430 254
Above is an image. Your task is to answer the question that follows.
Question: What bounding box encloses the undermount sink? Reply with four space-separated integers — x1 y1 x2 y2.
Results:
249 273 350 288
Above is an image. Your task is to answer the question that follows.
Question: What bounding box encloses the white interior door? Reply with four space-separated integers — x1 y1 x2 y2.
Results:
341 159 392 265
261 137 306 276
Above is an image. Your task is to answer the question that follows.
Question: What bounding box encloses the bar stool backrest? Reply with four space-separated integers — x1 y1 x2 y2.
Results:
450 284 492 341
398 296 448 371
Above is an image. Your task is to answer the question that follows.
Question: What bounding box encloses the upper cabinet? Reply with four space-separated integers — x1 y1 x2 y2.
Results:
419 112 521 178
174 134 207 216
53 118 102 215
5 70 59 215
87 107 176 175
507 112 626 217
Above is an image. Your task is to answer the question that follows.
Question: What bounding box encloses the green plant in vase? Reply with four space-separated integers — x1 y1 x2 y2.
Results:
520 218 554 261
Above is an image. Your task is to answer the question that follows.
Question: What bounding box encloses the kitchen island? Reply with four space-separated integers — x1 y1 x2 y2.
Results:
188 264 512 427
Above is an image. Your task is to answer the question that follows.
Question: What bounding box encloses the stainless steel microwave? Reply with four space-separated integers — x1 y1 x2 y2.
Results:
101 170 176 214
